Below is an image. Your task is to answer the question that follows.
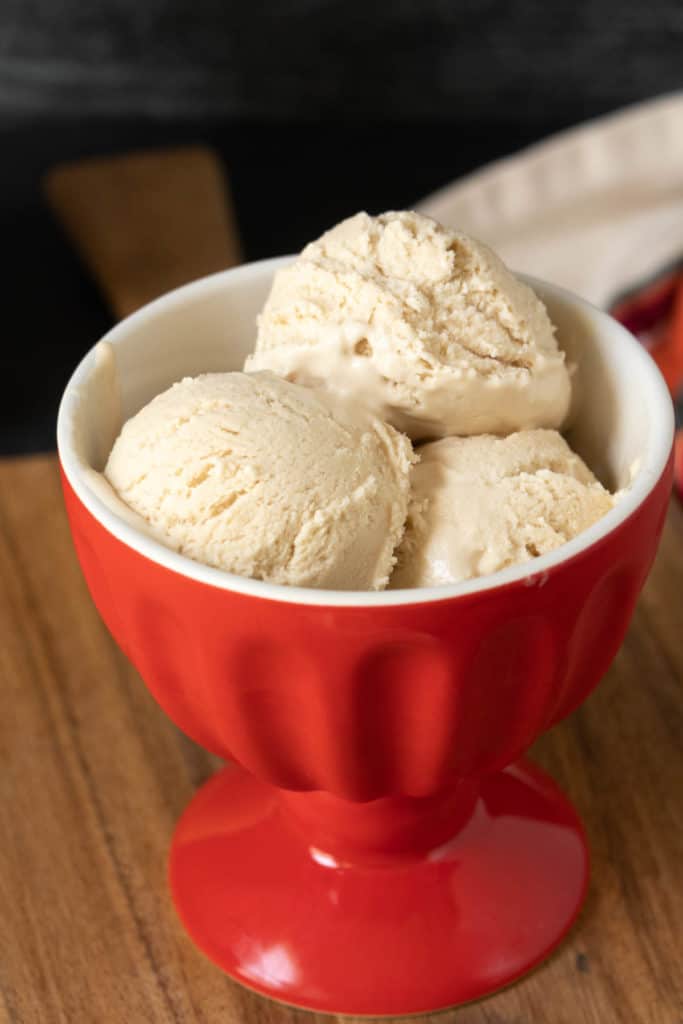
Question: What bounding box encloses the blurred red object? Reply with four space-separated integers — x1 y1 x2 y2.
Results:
612 266 683 498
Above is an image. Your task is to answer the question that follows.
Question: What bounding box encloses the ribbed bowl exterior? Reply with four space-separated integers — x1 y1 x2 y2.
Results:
62 464 671 802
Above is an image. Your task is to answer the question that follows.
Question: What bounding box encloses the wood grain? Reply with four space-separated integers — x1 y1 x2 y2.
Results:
43 147 242 318
0 454 681 1023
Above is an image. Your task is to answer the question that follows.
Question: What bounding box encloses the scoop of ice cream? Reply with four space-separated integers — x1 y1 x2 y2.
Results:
246 210 571 440
391 430 614 588
104 371 414 590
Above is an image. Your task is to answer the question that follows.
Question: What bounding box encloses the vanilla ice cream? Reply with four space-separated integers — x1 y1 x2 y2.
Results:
104 371 414 590
246 211 571 440
391 430 614 588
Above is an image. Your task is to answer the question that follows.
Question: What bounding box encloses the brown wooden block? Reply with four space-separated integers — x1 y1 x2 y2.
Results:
43 147 242 319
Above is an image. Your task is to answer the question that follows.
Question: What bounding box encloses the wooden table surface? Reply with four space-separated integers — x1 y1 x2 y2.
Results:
0 453 682 1024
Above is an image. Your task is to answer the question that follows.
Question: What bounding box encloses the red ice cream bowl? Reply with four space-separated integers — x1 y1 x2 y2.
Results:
57 259 674 1016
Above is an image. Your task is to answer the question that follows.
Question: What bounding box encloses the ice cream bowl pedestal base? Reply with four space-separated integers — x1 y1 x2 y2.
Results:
57 258 674 1016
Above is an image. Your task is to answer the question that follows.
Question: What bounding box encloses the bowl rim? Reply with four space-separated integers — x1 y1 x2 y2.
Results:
57 257 675 608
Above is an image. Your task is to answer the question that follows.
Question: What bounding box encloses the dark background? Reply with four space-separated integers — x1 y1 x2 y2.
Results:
2 0 681 453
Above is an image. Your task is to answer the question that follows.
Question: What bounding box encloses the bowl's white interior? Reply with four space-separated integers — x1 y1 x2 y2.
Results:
57 257 673 607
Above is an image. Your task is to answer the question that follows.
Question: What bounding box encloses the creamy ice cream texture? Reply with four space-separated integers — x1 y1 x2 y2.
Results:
391 430 614 588
102 211 615 591
246 211 571 440
104 371 414 590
